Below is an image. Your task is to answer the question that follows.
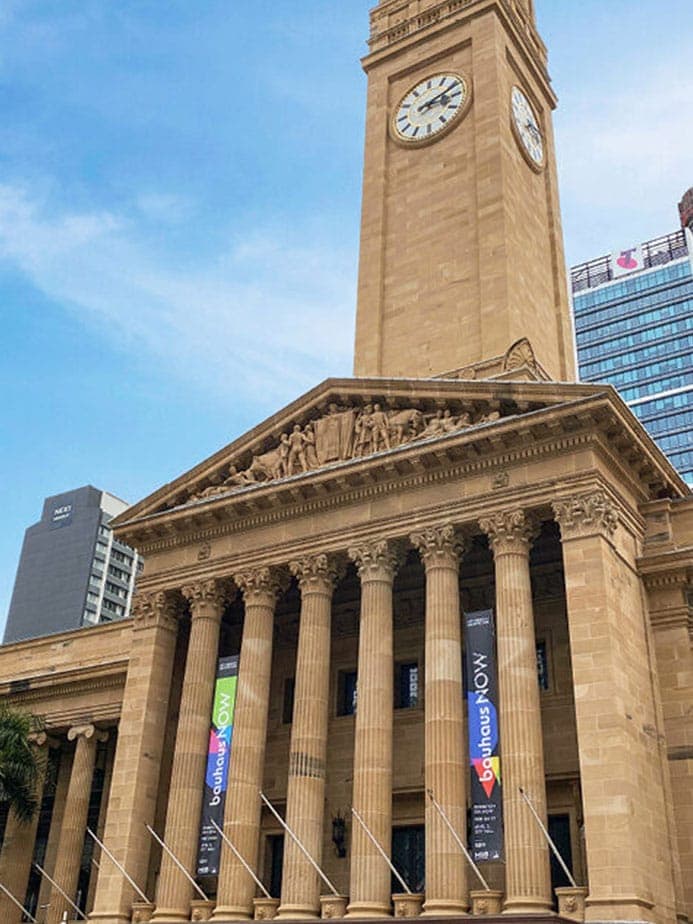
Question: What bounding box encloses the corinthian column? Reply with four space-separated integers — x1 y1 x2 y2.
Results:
346 538 402 918
0 732 53 924
152 579 232 923
410 525 468 916
46 724 108 924
278 554 344 919
213 567 287 921
91 590 180 924
479 510 551 914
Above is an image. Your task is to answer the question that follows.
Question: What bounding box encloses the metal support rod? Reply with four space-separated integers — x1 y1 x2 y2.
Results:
210 819 271 899
0 880 38 923
425 789 490 891
259 791 339 897
33 862 87 920
145 825 208 901
86 826 150 903
519 787 577 888
350 808 410 894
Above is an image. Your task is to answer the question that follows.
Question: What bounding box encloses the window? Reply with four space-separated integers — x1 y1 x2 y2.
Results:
337 670 357 716
395 662 419 709
536 641 549 691
282 678 295 725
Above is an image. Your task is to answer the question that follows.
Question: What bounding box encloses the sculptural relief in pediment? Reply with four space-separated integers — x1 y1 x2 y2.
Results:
185 400 504 506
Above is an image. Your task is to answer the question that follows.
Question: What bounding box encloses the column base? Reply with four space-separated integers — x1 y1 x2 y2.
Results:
421 897 469 916
502 897 553 916
150 909 191 924
276 903 320 920
345 900 391 918
88 913 135 924
211 906 253 922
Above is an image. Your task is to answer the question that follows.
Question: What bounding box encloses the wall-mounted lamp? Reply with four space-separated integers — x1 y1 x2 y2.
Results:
332 812 347 858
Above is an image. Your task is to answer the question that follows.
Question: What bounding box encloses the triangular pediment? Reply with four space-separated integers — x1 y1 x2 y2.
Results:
114 375 681 535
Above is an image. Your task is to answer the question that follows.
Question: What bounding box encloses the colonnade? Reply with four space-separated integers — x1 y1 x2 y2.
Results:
136 508 553 922
2 497 619 923
0 724 109 924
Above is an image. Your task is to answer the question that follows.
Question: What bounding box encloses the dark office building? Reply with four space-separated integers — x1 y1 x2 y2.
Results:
571 193 693 486
4 486 142 643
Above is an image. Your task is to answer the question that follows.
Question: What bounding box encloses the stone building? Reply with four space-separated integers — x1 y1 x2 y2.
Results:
0 2 691 924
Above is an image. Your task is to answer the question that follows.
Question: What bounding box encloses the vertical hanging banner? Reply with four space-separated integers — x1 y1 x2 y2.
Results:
197 654 239 876
464 609 503 862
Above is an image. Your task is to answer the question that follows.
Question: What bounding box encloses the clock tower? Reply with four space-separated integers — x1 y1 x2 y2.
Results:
353 0 576 382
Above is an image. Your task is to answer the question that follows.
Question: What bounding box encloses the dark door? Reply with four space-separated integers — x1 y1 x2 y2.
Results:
548 813 573 896
391 825 425 893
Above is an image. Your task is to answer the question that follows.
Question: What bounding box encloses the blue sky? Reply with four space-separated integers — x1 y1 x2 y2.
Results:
1 1 691 633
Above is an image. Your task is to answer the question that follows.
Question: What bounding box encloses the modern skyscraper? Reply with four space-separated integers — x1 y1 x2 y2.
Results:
4 485 142 643
571 207 693 485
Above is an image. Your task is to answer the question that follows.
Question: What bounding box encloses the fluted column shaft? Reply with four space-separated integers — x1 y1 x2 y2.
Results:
91 591 180 924
278 555 342 918
46 724 105 924
153 580 230 923
0 734 52 924
213 569 285 921
411 526 468 915
480 510 551 914
347 539 401 918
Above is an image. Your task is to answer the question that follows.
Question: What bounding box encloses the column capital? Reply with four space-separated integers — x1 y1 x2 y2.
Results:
234 566 290 603
479 509 539 555
410 523 465 568
131 589 181 632
348 537 405 582
289 553 346 591
552 490 619 540
181 578 234 615
67 724 109 744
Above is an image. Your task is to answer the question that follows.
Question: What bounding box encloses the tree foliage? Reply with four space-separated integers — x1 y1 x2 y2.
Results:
0 707 43 822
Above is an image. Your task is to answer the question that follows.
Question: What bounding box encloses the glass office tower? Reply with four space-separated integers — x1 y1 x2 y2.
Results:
571 224 693 486
4 486 143 643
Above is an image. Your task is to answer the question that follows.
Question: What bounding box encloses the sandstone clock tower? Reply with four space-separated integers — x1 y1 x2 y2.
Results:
353 0 576 382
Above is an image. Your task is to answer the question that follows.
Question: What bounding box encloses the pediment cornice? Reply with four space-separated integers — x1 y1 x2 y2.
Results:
114 382 687 554
115 377 612 532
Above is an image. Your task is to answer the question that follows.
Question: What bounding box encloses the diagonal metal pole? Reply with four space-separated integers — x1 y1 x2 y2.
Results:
33 862 87 920
259 792 339 896
426 789 490 890
351 808 410 894
0 880 38 923
519 787 577 888
86 827 150 903
210 819 271 899
145 825 208 900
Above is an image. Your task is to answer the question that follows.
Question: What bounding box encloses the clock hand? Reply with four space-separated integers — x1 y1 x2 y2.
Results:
418 89 451 112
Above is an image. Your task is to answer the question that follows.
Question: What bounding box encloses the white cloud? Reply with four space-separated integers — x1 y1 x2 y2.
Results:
0 183 356 404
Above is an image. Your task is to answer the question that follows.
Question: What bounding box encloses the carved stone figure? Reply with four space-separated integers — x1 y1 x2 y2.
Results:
354 404 374 457
303 422 319 469
387 407 423 445
370 403 391 452
287 424 309 474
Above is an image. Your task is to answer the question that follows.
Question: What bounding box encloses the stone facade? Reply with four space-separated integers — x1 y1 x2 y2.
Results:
0 3 691 924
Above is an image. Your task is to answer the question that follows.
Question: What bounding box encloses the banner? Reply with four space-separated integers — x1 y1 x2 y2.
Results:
464 609 503 862
197 654 239 876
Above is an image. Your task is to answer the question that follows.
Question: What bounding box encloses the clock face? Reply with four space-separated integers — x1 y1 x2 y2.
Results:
392 72 470 145
510 86 544 168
